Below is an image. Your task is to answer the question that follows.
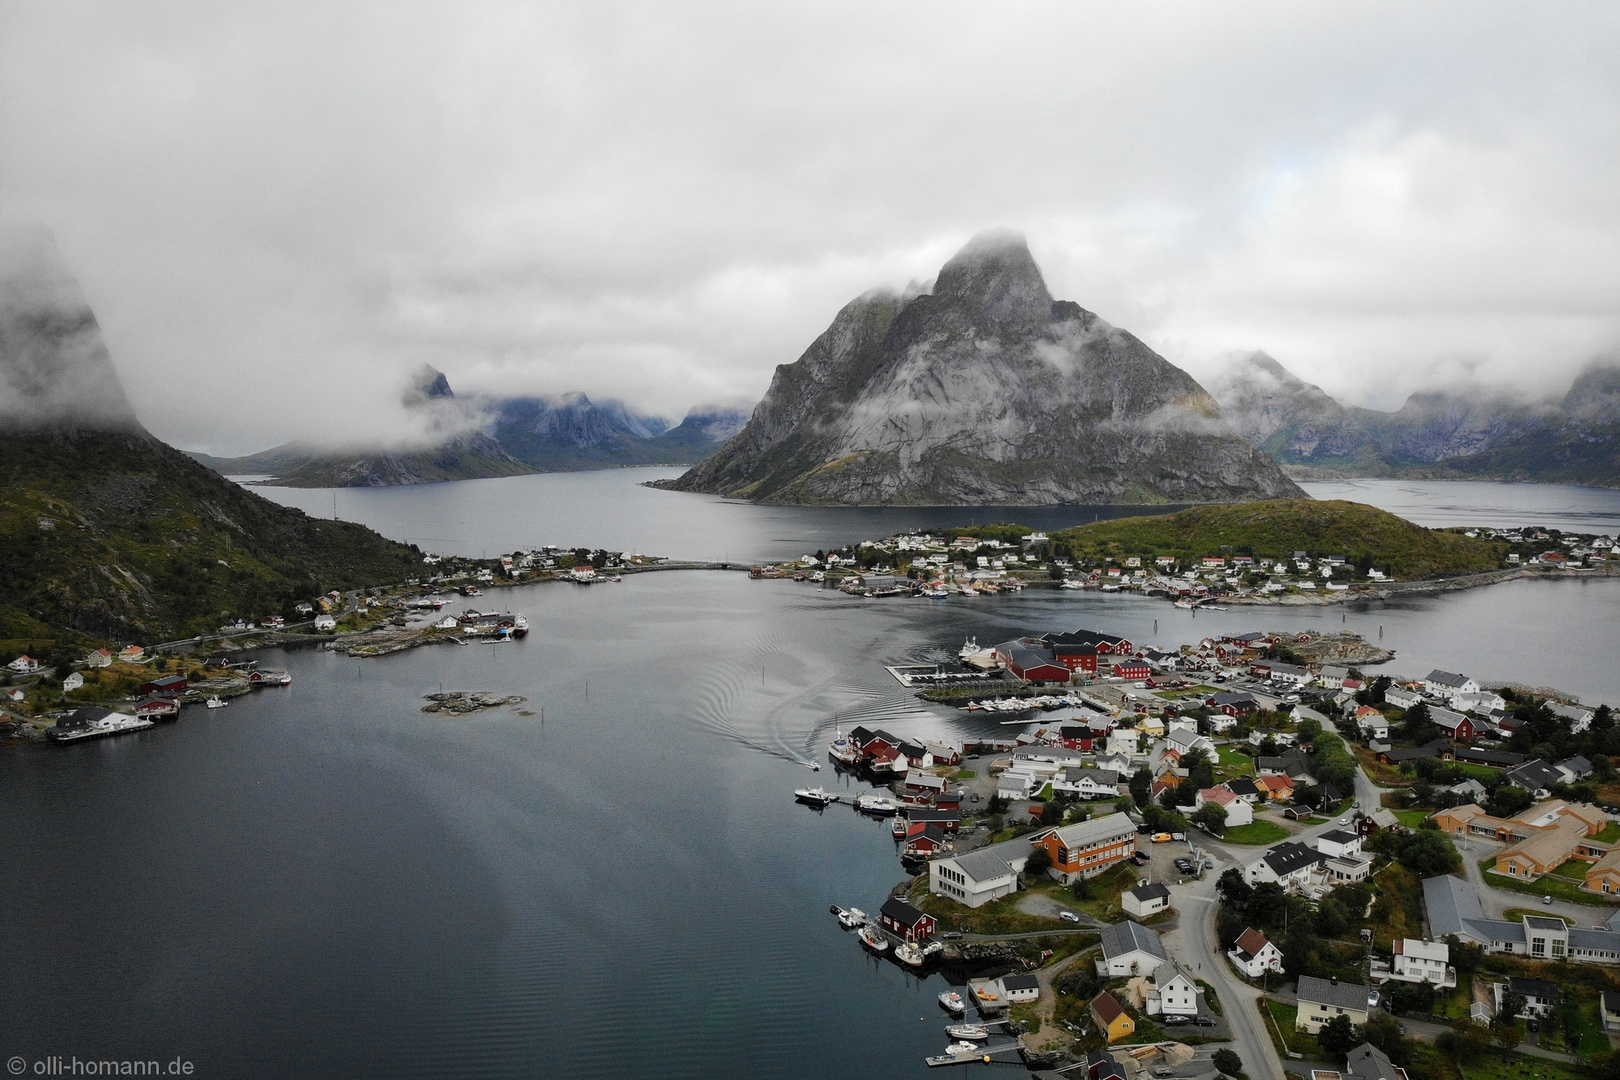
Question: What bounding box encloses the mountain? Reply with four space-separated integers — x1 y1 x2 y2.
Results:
0 231 424 648
660 232 1303 505
1208 351 1620 486
188 366 538 486
487 394 744 470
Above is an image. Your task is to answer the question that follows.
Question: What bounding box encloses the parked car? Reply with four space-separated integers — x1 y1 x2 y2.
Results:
1059 911 1081 923
1161 1015 1192 1026
1193 1015 1216 1027
1152 832 1173 843
943 932 962 940
1543 894 1554 905
1368 990 1380 1008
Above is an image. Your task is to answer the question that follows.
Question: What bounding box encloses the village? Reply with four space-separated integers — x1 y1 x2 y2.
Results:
802 620 1620 1080
749 525 1620 605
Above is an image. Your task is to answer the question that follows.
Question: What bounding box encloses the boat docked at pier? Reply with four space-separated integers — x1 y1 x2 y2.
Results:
937 991 965 1014
828 735 859 764
945 1024 990 1041
895 941 924 966
854 794 897 815
794 787 840 808
205 696 227 709
857 925 888 952
832 906 867 929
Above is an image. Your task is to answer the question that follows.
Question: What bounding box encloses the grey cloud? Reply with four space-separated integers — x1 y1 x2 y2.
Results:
2 3 1618 452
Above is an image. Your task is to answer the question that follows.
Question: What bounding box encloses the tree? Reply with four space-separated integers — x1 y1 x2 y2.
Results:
1318 1014 1360 1060
1071 876 1095 901
1040 802 1064 826
1485 783 1534 819
1129 767 1152 808
1383 829 1462 876
1216 868 1252 906
1437 1019 1489 1064
1192 802 1229 835
1025 846 1053 878
1212 1050 1242 1076
1361 1014 1406 1061
1492 1018 1522 1053
1401 701 1438 744
1183 748 1216 789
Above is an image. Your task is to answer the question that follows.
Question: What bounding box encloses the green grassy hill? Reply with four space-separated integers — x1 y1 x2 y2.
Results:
0 429 424 656
1051 499 1507 580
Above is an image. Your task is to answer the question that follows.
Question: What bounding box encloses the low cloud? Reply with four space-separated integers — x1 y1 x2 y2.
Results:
3 4 1618 451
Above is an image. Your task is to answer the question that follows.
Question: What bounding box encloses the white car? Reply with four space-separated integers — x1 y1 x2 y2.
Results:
1368 990 1381 1008
1059 911 1081 923
1338 817 1349 826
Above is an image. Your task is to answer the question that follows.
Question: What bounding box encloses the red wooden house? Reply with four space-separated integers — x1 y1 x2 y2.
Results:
878 897 937 942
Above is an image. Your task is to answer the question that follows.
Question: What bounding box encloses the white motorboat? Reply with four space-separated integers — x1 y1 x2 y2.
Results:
794 787 840 808
945 1041 981 1055
957 637 978 659
205 696 227 709
836 906 867 929
805 760 821 771
858 925 888 952
945 1024 989 1040
891 816 910 838
895 941 924 966
938 991 966 1014
854 794 898 815
828 738 860 764
1060 579 1085 590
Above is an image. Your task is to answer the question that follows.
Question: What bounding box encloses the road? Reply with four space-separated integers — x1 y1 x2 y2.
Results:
1157 710 1383 1080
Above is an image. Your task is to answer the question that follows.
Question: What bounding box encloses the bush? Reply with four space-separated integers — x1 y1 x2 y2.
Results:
1213 1049 1242 1076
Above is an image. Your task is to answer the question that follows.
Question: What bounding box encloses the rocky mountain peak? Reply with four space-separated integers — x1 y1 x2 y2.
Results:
932 230 1054 325
0 226 143 434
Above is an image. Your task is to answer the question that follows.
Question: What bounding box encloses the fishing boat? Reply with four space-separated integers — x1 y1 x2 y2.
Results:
1060 578 1085 590
794 787 840 808
858 925 888 952
895 941 924 966
835 906 867 929
891 815 910 838
937 991 966 1014
957 637 978 659
509 614 529 638
945 1024 990 1040
855 794 897 815
828 735 860 764
205 696 227 709
1174 598 1196 609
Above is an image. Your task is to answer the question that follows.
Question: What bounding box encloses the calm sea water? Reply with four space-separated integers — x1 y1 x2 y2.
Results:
5 474 1619 1079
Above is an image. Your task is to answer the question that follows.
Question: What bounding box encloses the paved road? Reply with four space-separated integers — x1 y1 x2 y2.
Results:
1161 855 1286 1080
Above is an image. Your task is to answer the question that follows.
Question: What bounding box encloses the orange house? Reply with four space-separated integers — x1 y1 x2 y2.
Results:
1031 813 1137 885
1090 991 1135 1044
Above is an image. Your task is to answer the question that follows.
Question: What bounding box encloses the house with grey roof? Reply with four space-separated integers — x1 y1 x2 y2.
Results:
1343 1042 1408 1080
1244 841 1329 889
1295 975 1371 1032
1424 875 1620 964
1505 759 1564 798
1097 919 1168 977
1123 882 1171 920
929 837 1032 909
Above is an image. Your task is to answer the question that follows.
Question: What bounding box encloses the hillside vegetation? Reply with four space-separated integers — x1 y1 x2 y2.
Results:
0 430 424 654
1050 499 1507 579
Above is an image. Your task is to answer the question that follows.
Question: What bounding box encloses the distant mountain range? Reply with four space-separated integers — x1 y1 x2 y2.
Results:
1208 351 1620 487
661 232 1302 505
187 372 748 487
0 230 423 645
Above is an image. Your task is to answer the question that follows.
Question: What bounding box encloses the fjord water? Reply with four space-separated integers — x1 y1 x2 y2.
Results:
6 472 1620 1079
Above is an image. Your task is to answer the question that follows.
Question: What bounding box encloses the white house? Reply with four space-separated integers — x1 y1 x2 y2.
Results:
1295 975 1372 1032
1165 728 1217 758
313 614 337 631
997 770 1040 800
7 655 40 673
1098 919 1169 977
1388 938 1454 986
1001 973 1040 1004
929 838 1032 909
1319 666 1349 689
1245 841 1328 888
1384 687 1423 710
1548 702 1596 734
1053 767 1122 801
85 649 113 669
62 672 84 692
1424 670 1480 697
1152 970 1198 1017
1106 730 1140 756
1454 690 1509 715
1228 927 1284 978
1315 829 1363 859
1123 882 1171 919
1195 785 1254 827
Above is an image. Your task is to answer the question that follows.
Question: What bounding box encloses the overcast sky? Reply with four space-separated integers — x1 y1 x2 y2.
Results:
4 2 1618 453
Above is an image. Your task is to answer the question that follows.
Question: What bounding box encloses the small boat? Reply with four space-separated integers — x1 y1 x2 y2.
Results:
957 637 978 659
938 991 966 1014
794 787 840 807
806 761 821 771
205 696 227 709
837 906 867 929
828 738 859 764
895 941 924 966
945 1024 990 1040
1060 579 1085 590
891 816 909 838
855 794 898 815
858 925 888 952
945 1041 981 1055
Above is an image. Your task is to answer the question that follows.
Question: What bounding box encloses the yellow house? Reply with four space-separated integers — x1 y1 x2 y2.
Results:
1135 716 1165 738
1090 991 1135 1044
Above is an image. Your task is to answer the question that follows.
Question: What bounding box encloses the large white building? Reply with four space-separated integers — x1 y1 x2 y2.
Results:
1386 938 1454 987
1097 920 1168 978
929 838 1032 909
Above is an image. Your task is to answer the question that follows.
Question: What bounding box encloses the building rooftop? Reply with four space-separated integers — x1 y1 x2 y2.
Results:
1128 883 1170 903
1099 919 1168 962
1297 975 1370 1012
1423 874 1484 940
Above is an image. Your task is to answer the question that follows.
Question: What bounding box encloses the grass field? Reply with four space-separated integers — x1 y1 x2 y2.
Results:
1221 821 1292 845
1218 746 1254 771
1262 1000 1322 1059
1461 1052 1585 1080
1597 823 1620 844
1395 809 1432 828
1551 860 1589 880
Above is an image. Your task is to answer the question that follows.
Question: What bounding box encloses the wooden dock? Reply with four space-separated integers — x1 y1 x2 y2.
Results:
924 1041 1024 1067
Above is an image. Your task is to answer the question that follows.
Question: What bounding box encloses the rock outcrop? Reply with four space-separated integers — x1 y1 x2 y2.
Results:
662 232 1304 505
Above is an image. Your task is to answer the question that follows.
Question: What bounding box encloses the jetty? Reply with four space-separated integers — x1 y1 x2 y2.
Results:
924 1040 1025 1067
